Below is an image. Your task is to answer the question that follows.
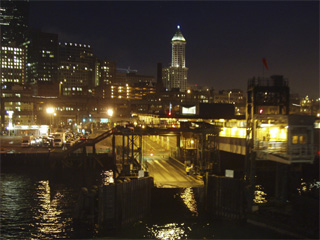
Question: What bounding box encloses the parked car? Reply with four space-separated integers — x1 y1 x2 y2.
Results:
65 138 75 148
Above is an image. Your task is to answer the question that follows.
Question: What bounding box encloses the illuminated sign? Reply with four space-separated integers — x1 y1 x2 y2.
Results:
182 106 196 115
100 118 109 123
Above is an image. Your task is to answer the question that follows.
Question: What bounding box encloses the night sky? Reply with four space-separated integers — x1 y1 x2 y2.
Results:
29 1 319 98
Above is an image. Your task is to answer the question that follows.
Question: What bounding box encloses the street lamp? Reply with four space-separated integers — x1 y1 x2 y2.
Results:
107 108 114 117
6 110 14 136
59 81 63 96
107 108 114 128
46 107 55 131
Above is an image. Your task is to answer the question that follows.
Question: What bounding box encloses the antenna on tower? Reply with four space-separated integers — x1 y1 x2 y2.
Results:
177 25 180 29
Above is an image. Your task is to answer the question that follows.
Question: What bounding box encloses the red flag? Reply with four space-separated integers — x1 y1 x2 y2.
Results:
262 58 269 70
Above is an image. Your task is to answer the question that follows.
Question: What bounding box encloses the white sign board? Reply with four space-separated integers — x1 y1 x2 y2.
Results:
225 169 234 178
182 106 196 115
138 170 145 178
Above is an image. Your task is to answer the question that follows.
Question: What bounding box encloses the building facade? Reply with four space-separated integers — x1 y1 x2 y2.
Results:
58 42 94 96
24 29 59 86
1 46 26 86
0 0 29 46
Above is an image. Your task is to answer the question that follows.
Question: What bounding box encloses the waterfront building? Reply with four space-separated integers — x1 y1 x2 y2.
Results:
58 42 95 96
163 25 188 92
0 84 35 131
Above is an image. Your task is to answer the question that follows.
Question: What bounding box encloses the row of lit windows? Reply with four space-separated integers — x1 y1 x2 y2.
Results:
42 54 55 58
41 50 53 54
112 89 130 93
2 57 23 61
1 65 23 69
1 79 20 83
59 42 91 48
63 87 83 91
111 95 130 99
60 65 92 71
2 72 23 76
2 62 23 66
2 47 23 52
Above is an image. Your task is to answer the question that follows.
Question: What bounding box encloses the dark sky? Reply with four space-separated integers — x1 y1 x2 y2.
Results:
29 1 319 98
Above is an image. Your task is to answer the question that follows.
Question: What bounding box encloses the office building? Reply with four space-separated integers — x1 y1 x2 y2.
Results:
24 29 59 87
58 42 94 96
0 0 29 46
0 46 26 86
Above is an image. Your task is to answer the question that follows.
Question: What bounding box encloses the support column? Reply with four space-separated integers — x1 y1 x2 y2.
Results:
112 135 116 179
122 135 125 167
176 135 180 158
93 144 96 154
1 98 5 135
275 163 289 203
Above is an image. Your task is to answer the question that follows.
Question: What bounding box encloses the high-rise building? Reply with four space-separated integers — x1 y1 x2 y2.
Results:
25 29 59 86
163 25 188 92
94 58 116 87
0 0 29 46
0 46 26 86
58 42 94 96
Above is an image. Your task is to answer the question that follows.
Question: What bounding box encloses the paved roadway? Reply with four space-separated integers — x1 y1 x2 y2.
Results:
142 136 203 188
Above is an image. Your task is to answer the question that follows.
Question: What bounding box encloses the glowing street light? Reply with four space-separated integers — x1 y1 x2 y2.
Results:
107 108 114 117
46 107 55 127
6 111 14 136
46 107 55 114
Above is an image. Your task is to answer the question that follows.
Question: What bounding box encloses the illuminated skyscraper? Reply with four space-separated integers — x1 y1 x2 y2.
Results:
58 42 94 96
0 46 26 86
0 0 29 46
25 29 58 85
164 25 188 92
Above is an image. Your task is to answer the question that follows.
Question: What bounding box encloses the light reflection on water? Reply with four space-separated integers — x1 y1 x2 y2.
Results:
297 178 320 195
32 180 66 238
180 187 198 216
0 172 76 239
147 223 188 240
146 188 197 239
254 184 268 204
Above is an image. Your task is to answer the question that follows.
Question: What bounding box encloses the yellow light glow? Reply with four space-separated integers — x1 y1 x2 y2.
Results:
107 109 113 117
270 127 279 139
46 107 54 114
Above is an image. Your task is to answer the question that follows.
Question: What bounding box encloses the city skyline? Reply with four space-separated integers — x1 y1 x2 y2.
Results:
29 1 319 98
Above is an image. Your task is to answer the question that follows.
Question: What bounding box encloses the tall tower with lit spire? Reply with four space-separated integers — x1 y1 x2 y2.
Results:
163 25 188 92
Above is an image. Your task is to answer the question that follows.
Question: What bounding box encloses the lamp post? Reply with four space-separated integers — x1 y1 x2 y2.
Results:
6 110 14 136
59 81 63 97
107 108 114 128
46 107 55 133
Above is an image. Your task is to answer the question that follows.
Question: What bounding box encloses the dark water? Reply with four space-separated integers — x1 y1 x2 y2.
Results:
0 169 293 239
